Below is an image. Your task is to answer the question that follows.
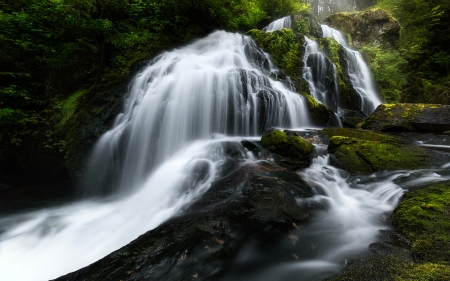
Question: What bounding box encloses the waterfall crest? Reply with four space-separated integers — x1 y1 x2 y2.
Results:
262 16 292 32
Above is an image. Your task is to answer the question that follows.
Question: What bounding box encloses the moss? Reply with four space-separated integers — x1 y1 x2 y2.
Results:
302 94 334 126
328 136 438 174
392 181 450 263
322 127 396 143
261 130 314 160
54 89 88 129
249 29 302 80
397 263 450 281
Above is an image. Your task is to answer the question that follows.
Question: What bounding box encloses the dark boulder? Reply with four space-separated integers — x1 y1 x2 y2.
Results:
260 130 314 161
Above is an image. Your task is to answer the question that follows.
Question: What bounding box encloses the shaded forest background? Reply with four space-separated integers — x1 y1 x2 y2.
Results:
0 0 449 184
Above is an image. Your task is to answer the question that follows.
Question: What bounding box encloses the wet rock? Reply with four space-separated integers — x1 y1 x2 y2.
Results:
322 127 397 143
54 157 314 281
261 130 314 161
342 117 364 128
324 9 400 48
327 136 448 174
362 103 450 133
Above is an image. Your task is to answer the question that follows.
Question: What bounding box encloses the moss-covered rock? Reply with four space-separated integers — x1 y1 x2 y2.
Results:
327 136 446 174
261 130 314 161
393 181 450 263
322 127 396 143
323 8 400 48
362 103 450 133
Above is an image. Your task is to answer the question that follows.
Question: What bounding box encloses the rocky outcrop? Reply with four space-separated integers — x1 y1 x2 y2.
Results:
325 128 449 174
362 103 450 133
324 8 400 48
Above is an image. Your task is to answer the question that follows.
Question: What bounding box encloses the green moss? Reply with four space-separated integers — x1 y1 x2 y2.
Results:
261 130 314 160
322 127 396 143
328 136 437 174
249 29 301 80
393 181 450 263
54 89 88 129
397 263 450 281
302 94 333 126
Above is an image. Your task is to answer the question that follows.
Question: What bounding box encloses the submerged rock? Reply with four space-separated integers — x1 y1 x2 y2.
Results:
362 103 450 133
327 136 448 174
323 8 400 48
261 130 314 161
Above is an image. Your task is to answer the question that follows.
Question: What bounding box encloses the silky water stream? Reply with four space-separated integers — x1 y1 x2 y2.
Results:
0 27 449 281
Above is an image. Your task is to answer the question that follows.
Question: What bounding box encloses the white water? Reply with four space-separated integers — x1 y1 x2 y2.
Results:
302 37 341 116
321 25 382 116
263 16 293 32
0 31 310 281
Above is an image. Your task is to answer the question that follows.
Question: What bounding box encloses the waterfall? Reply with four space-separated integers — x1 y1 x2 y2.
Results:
321 24 382 116
302 37 341 115
82 30 310 196
262 16 293 32
0 31 310 281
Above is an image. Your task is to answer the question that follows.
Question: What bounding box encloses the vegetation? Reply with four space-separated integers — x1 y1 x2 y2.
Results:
374 0 450 104
0 0 303 183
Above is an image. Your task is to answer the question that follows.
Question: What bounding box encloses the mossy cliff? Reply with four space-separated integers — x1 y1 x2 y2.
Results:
323 8 400 48
261 130 314 161
362 103 450 133
330 180 450 281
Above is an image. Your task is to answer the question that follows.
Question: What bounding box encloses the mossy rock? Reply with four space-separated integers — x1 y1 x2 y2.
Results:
322 127 396 143
261 130 314 161
323 8 400 49
327 136 447 174
362 103 450 133
393 180 450 263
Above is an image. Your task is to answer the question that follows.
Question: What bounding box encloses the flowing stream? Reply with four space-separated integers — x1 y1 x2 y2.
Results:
0 25 448 281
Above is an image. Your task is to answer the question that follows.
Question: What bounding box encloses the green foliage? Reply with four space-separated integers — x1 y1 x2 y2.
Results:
376 0 450 104
361 46 407 102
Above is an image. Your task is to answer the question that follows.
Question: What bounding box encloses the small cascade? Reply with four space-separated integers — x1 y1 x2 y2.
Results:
321 24 382 116
302 37 341 116
262 16 292 32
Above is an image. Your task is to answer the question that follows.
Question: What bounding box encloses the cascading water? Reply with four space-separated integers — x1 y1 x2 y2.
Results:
262 16 292 32
321 24 382 116
82 30 309 196
302 37 341 115
0 31 310 281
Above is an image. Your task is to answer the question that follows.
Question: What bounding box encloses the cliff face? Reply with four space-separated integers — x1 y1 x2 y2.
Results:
323 8 400 48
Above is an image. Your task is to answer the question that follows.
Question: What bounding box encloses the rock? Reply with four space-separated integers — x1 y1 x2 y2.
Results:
323 8 401 48
327 136 448 174
322 127 397 143
53 152 314 280
343 117 365 128
261 130 314 161
362 103 450 133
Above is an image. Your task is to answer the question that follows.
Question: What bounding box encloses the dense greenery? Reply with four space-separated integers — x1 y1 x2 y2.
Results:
0 0 303 182
374 0 450 104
